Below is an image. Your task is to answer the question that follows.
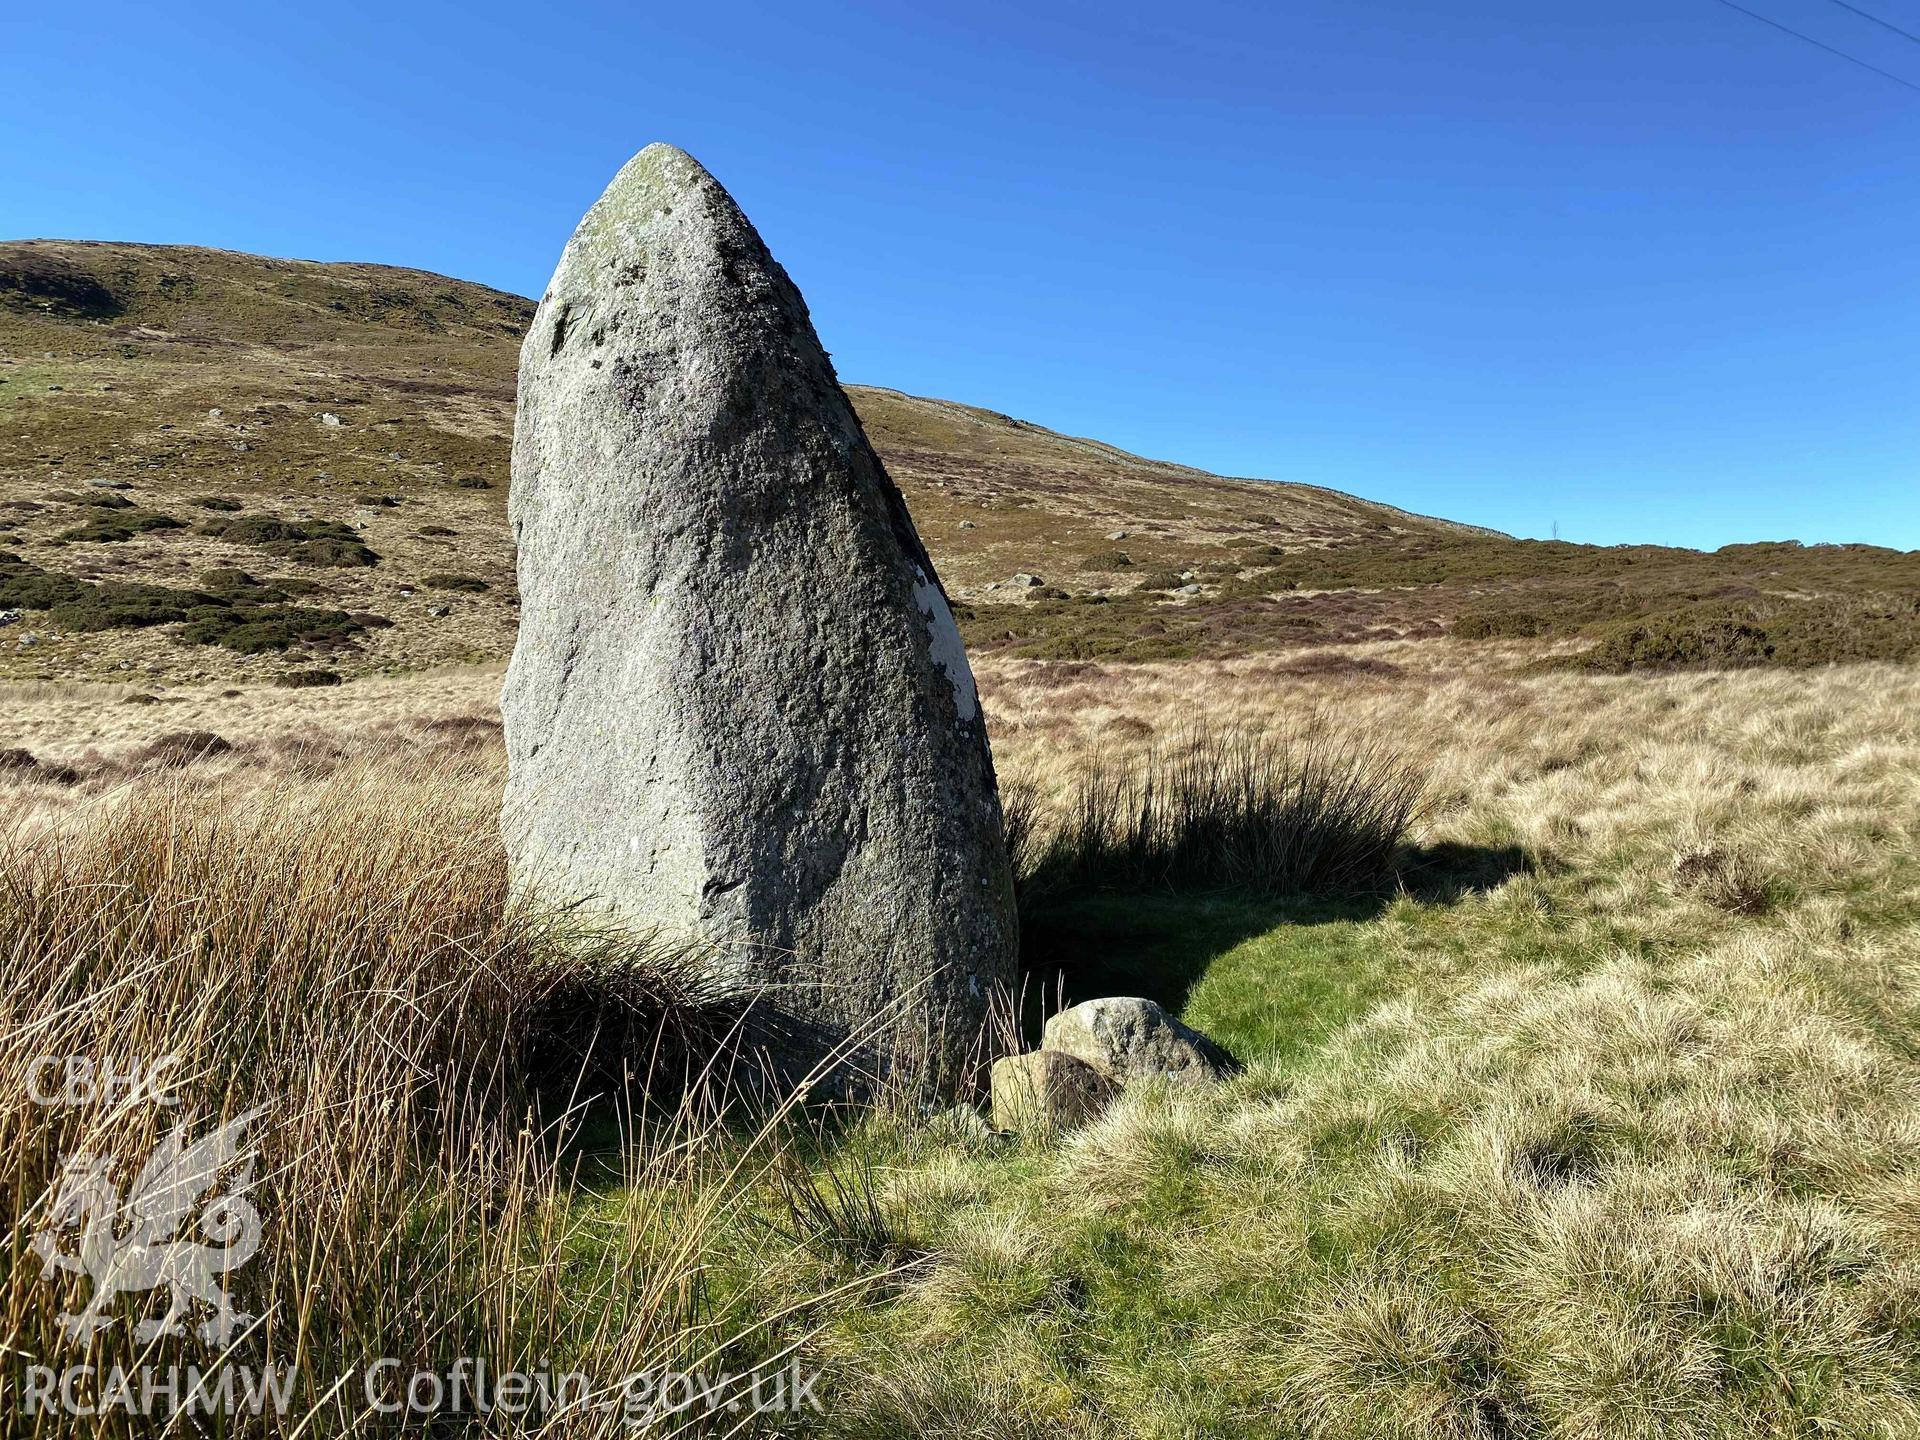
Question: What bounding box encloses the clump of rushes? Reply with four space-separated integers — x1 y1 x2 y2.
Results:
1007 720 1427 898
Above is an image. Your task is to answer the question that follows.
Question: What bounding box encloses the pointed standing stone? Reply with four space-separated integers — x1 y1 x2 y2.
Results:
502 145 1017 1087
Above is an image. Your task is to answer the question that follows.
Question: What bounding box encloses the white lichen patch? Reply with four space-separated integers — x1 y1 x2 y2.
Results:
915 568 979 723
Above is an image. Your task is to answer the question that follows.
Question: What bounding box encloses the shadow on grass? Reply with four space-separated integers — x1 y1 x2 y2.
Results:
1020 892 1359 1022
1395 842 1534 904
1017 842 1533 1050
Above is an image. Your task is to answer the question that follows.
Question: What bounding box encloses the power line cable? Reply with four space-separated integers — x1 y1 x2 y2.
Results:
1711 0 1920 93
1825 0 1920 49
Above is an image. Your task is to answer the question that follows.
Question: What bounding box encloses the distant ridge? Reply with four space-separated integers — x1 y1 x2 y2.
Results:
24 240 1901 683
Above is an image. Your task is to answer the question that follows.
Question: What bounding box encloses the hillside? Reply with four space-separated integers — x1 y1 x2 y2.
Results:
1 239 1915 686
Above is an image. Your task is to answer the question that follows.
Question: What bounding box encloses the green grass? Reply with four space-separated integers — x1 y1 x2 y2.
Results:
8 659 1911 1435
1018 892 1403 1068
707 888 1497 1433
714 843 1920 1435
1181 907 1411 1066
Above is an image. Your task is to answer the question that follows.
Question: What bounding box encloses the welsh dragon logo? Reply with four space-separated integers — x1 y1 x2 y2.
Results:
30 1108 266 1345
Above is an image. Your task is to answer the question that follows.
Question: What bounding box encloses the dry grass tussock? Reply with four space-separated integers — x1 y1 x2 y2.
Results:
0 753 831 1437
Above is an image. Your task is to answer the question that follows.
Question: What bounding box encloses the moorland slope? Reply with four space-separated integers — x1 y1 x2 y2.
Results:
1 239 1914 686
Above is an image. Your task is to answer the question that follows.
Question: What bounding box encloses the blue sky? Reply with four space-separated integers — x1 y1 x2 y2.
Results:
4 0 1915 548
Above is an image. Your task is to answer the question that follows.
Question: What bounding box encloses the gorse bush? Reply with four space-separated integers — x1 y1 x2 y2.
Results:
198 513 381 567
1008 723 1427 898
54 508 183 544
426 572 491 592
177 601 376 653
1576 594 1920 671
0 552 384 652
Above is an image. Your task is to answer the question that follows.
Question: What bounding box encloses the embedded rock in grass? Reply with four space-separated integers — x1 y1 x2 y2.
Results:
990 1050 1115 1133
502 144 1017 1090
929 1103 996 1146
1041 997 1236 1089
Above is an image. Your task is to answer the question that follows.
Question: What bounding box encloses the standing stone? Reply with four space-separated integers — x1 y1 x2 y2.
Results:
502 144 1016 1089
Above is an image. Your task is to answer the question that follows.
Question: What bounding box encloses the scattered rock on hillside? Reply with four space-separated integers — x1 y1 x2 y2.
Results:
1042 997 1236 1089
1009 573 1044 588
991 1050 1116 1132
502 143 1017 1090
